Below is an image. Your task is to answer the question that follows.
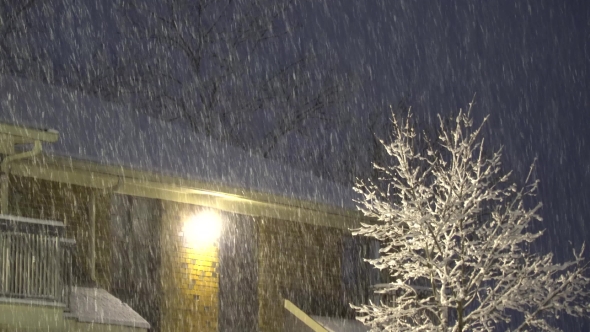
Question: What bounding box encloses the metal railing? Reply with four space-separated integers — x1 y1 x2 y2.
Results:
0 215 74 308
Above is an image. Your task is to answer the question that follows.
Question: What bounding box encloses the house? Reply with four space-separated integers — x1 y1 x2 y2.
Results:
0 76 376 331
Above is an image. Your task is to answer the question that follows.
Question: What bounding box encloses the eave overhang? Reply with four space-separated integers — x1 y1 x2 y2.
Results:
9 154 366 229
0 120 368 229
0 122 58 154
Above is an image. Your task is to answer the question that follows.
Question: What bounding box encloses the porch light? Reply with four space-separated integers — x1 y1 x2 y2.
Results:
183 210 222 246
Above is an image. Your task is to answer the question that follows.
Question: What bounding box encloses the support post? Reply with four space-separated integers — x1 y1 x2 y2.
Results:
0 173 8 214
0 140 43 215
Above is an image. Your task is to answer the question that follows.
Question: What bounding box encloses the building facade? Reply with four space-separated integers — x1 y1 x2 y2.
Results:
0 76 375 331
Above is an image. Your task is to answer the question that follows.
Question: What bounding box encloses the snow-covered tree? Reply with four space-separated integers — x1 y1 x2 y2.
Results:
352 104 590 331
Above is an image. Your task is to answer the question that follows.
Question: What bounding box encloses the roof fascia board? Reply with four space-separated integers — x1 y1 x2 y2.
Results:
10 161 362 229
37 154 366 220
0 122 58 143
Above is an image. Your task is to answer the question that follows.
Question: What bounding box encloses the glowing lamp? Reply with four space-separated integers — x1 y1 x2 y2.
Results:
183 210 222 246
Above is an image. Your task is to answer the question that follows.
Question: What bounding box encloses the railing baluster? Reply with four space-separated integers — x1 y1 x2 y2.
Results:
39 235 44 297
46 237 50 298
39 235 43 297
16 235 20 296
14 235 18 296
6 235 10 295
19 234 24 296
34 234 39 296
21 235 24 295
20 235 24 296
54 238 59 302
24 234 28 297
11 235 15 296
24 235 27 295
10 235 14 295
26 234 31 296
0 235 4 294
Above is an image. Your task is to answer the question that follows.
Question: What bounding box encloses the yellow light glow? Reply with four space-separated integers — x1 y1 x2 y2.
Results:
183 210 222 246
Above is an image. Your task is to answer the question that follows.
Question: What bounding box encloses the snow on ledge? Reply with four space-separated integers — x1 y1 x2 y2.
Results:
67 287 150 329
310 315 369 332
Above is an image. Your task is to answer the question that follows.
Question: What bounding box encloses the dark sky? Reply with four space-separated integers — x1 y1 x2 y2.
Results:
300 1 590 232
314 0 590 257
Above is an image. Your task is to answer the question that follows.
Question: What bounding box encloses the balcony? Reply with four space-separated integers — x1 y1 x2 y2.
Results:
0 214 150 331
0 214 74 307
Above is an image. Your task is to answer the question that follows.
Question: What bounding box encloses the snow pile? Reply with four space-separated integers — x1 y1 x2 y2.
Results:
67 286 150 329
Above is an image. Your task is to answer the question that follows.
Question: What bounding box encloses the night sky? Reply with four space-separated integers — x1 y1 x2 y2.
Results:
315 0 590 252
325 0 590 257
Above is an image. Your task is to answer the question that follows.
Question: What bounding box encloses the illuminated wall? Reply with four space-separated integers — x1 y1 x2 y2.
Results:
160 201 220 332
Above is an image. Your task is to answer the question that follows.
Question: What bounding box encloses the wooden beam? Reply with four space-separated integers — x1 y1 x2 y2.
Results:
284 299 329 332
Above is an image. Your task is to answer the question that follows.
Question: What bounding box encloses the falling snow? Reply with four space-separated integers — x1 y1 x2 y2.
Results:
0 0 588 331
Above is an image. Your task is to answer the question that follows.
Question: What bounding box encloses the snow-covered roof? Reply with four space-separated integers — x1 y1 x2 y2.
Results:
0 76 357 210
67 286 150 329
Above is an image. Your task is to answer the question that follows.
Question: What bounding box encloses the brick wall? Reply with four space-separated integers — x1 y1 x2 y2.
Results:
110 195 161 331
9 175 112 289
218 213 258 332
257 217 345 332
9 174 362 332
10 177 221 331
160 201 219 332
